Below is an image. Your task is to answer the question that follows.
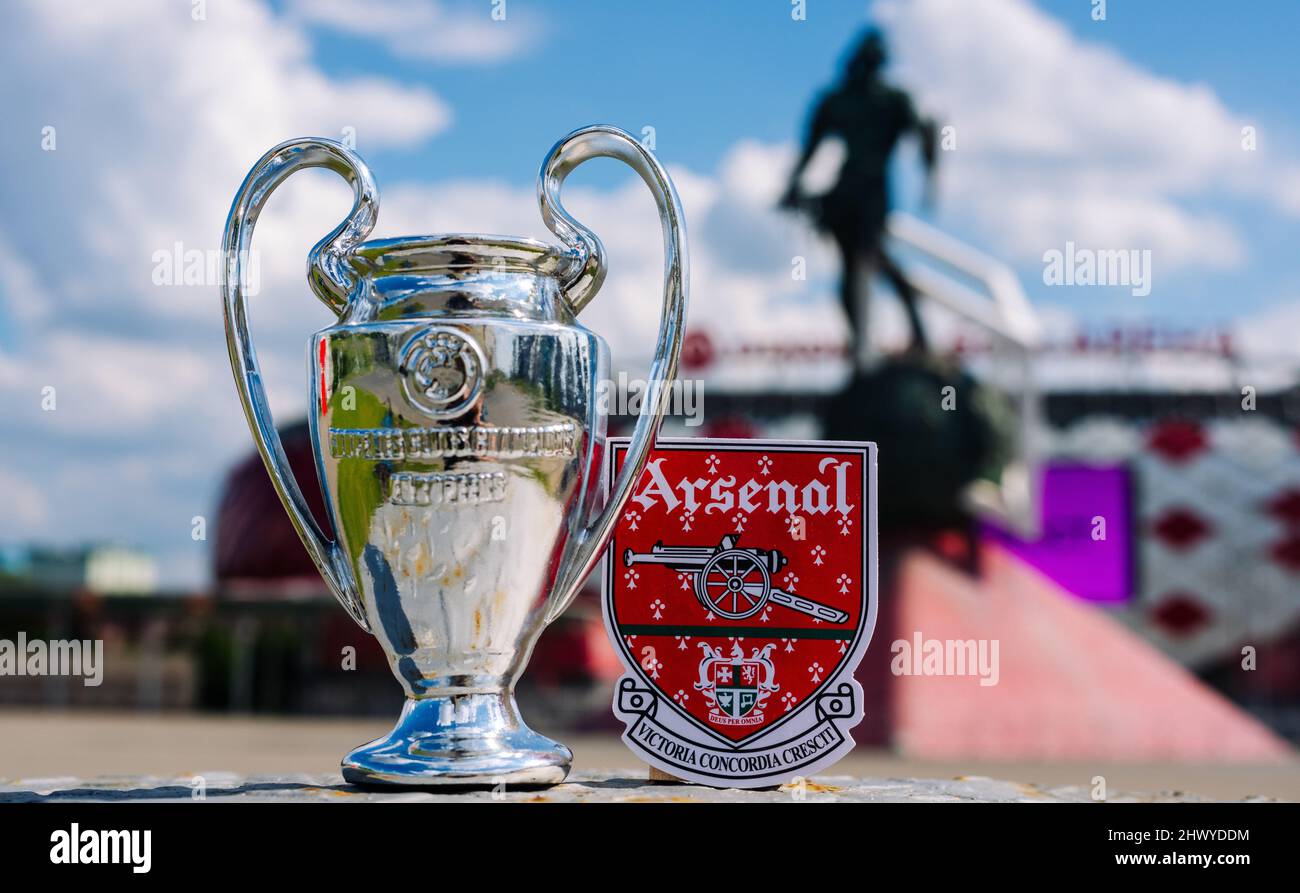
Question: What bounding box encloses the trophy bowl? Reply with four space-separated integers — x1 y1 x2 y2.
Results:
221 126 687 786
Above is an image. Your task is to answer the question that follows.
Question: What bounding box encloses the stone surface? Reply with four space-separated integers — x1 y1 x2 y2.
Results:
0 770 1225 803
4 712 1293 800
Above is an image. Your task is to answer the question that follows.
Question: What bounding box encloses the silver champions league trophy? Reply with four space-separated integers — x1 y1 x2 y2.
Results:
221 125 687 786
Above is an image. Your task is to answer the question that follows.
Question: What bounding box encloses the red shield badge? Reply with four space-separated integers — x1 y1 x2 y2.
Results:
603 438 876 787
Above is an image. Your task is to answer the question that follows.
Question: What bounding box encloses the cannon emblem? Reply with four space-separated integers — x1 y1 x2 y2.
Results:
623 534 849 624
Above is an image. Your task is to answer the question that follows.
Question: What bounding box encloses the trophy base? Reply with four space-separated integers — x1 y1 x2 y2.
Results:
341 692 572 787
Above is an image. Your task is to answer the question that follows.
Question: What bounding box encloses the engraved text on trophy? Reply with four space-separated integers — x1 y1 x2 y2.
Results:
328 422 579 460
388 471 508 506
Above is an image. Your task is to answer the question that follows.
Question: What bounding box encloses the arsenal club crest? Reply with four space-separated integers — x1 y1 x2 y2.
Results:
602 438 876 788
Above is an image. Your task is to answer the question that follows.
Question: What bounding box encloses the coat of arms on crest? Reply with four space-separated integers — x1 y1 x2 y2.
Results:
602 438 876 788
695 641 779 726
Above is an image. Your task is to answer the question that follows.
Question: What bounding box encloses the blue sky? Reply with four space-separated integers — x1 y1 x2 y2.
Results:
318 1 1300 179
2 0 1298 587
277 0 1300 333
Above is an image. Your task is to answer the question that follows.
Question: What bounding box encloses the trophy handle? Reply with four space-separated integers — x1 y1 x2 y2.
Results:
537 125 688 624
220 138 377 631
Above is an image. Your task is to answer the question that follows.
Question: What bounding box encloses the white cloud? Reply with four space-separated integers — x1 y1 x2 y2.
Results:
1 333 214 431
1 0 450 332
0 0 454 573
1234 299 1300 365
285 0 540 64
0 470 49 529
874 0 1297 273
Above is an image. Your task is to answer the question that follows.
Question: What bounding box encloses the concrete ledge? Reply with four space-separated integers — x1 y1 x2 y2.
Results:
0 771 1226 803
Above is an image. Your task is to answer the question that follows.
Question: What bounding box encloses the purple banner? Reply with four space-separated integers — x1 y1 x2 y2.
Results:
981 464 1133 604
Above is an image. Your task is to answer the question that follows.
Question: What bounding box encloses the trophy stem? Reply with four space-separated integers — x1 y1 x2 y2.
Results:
341 691 572 787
